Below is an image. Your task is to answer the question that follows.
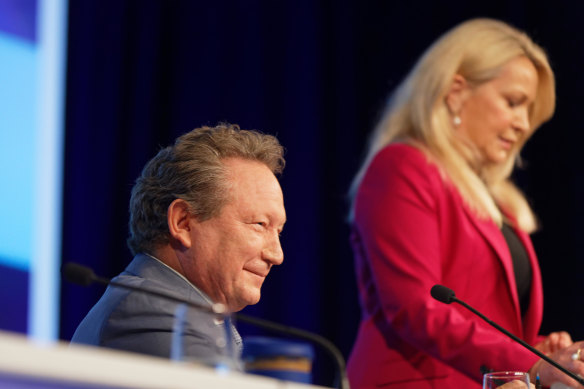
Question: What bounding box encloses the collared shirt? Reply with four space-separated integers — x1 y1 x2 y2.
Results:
144 253 243 352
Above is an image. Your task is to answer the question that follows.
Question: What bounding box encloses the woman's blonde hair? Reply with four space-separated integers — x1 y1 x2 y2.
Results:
350 18 555 232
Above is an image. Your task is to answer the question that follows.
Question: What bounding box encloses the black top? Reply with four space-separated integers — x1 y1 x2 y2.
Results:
501 223 532 317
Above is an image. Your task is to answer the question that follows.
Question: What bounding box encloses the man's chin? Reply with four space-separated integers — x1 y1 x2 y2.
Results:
229 291 261 312
245 293 261 307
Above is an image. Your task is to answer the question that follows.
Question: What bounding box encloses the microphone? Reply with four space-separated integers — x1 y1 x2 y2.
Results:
430 284 455 304
62 262 350 389
430 284 584 386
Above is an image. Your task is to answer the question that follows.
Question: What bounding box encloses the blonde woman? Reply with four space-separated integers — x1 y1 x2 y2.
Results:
348 18 584 388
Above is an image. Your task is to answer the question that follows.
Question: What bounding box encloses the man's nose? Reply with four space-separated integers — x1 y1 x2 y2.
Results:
262 233 284 265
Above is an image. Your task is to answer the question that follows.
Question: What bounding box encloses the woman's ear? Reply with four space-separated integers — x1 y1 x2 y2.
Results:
167 199 193 249
445 74 470 114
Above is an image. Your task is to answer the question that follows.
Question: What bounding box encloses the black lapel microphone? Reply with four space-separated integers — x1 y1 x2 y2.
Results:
430 284 584 386
62 262 350 389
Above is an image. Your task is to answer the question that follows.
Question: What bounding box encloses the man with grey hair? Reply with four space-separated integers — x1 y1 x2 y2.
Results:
71 123 287 368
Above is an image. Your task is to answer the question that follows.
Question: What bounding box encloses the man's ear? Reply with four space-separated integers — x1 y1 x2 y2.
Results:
167 199 193 249
444 74 471 114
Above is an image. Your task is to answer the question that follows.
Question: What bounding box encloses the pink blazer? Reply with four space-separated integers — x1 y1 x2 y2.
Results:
348 144 544 389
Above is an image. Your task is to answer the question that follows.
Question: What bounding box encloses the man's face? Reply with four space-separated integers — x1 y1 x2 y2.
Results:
183 158 286 312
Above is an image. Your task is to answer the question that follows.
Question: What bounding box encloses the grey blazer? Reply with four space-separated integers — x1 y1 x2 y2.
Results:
71 254 241 368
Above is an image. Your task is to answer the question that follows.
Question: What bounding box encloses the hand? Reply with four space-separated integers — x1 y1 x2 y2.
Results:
535 332 574 355
530 341 584 388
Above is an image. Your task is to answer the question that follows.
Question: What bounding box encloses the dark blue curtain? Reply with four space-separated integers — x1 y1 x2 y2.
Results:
60 1 584 386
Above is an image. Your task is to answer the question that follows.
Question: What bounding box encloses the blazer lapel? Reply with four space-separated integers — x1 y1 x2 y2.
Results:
462 206 523 331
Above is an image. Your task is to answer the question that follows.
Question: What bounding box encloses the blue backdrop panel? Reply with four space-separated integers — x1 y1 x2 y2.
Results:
0 264 28 332
0 0 38 334
0 0 37 42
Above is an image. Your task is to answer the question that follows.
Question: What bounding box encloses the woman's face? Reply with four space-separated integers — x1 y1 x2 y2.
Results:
453 56 539 166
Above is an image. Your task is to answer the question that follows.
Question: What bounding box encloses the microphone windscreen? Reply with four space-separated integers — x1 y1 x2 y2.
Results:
62 262 96 286
430 284 455 304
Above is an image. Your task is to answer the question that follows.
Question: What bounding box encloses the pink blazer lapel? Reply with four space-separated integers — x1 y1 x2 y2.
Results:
462 206 524 332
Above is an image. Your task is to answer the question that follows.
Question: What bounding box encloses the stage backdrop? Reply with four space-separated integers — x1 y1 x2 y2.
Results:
59 1 584 386
0 0 38 334
0 0 67 341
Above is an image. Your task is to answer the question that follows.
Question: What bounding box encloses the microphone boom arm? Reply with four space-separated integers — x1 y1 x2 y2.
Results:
449 295 584 386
